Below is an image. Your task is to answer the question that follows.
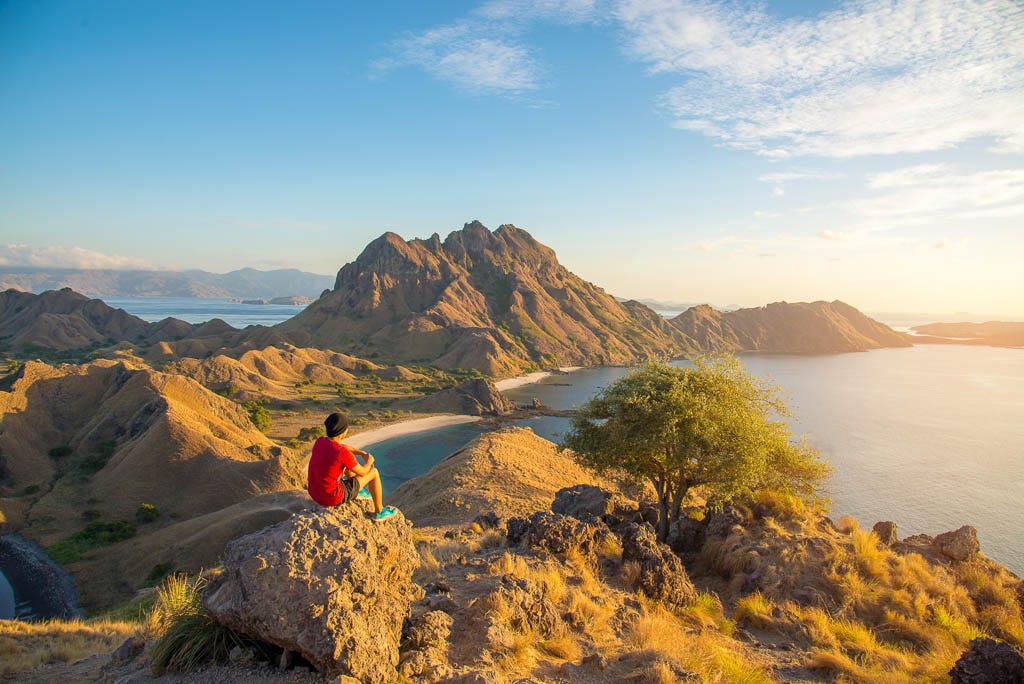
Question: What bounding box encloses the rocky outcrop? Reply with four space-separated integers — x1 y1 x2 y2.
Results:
515 511 603 560
551 484 636 526
872 521 898 546
0 534 81 620
400 610 455 680
412 378 514 416
621 523 697 607
203 504 418 683
276 221 689 375
934 525 980 562
669 300 911 354
949 637 1024 683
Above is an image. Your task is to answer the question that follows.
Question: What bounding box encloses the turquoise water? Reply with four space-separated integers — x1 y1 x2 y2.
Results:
100 296 306 328
373 346 1024 574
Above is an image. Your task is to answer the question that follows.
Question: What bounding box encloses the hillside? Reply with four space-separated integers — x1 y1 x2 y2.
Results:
670 300 912 354
0 359 306 610
0 288 245 355
388 427 604 525
911 321 1024 347
0 267 333 299
276 221 690 376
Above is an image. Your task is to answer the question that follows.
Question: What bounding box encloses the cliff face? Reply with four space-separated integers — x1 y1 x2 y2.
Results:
670 300 912 353
277 221 689 375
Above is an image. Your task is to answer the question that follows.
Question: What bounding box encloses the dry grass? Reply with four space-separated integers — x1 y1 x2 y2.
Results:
735 592 775 629
835 514 859 534
851 528 890 581
540 634 582 661
0 617 138 677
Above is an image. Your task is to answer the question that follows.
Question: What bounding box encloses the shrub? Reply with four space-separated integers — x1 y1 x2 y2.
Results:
78 439 116 477
145 563 175 587
296 425 325 442
242 401 271 432
47 520 137 564
48 445 73 459
136 503 161 524
149 574 251 674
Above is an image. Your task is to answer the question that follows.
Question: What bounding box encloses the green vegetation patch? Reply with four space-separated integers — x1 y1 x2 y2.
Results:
243 400 271 432
48 520 137 564
77 439 117 477
136 503 161 523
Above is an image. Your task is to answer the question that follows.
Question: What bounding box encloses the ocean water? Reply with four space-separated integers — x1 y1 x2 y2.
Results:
100 296 306 328
0 570 14 619
500 346 1024 574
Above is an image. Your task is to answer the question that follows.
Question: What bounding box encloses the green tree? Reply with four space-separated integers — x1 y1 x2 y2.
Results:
561 357 830 541
243 400 271 433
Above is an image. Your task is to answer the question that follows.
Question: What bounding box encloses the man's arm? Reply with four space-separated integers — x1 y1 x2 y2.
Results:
347 452 376 477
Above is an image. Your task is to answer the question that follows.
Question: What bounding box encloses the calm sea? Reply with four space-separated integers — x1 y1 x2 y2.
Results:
368 346 1024 575
101 296 306 328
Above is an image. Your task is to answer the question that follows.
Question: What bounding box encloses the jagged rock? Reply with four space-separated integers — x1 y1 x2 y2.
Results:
521 511 601 560
949 637 1024 683
412 378 515 416
581 653 609 671
473 511 502 530
227 645 257 666
486 575 560 639
621 523 697 607
934 525 980 562
551 484 635 526
667 514 707 554
506 517 530 544
401 611 454 680
872 521 898 546
444 671 501 684
203 505 417 683
705 505 748 538
111 636 143 663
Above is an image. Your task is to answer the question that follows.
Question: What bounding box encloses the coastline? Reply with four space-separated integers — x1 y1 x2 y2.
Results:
494 366 583 392
346 415 481 449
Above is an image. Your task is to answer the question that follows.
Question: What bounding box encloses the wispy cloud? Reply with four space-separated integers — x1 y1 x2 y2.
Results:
376 0 599 95
382 0 1024 157
758 168 843 195
617 0 1024 157
844 166 1024 217
0 244 155 270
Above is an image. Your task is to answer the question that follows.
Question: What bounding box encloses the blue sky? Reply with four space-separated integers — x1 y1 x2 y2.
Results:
2 0 1022 315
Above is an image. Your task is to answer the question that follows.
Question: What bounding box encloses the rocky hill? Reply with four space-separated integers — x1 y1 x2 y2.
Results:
0 358 306 610
0 267 332 299
670 300 912 353
0 288 246 355
276 221 690 376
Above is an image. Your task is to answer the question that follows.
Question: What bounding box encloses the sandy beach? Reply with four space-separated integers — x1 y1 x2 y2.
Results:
494 366 583 391
347 415 481 449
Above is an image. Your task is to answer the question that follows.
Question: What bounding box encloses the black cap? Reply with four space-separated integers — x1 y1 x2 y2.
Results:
324 412 349 438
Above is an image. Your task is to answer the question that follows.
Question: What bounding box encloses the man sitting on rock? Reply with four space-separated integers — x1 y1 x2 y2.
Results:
307 412 398 522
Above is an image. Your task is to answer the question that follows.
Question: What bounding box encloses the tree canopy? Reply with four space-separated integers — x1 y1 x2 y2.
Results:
561 356 830 540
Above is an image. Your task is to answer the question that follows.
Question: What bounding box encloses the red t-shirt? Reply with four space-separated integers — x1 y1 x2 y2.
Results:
307 437 358 506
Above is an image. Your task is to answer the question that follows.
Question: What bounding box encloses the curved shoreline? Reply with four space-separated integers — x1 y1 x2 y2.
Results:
494 366 583 391
346 415 482 449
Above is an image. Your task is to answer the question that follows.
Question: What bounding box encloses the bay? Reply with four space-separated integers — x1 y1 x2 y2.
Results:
0 569 14 620
100 296 306 328
499 346 1024 574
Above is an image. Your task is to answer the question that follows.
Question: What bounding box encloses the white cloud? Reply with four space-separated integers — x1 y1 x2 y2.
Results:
618 0 1024 157
0 244 155 270
844 167 1024 217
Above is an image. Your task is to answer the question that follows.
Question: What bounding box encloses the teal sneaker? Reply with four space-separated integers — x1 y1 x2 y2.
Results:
356 487 372 501
373 506 398 522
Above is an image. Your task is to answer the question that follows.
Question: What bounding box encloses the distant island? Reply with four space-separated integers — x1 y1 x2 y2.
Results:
911 321 1024 348
230 296 315 306
0 266 332 300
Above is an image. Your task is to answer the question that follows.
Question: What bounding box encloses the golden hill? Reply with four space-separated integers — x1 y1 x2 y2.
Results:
0 359 306 610
276 221 690 376
670 300 912 354
389 426 603 526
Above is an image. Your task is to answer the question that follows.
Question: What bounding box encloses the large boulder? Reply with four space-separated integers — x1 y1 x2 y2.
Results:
412 378 514 416
949 637 1024 683
621 523 697 607
203 504 418 683
934 525 980 562
551 484 635 526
